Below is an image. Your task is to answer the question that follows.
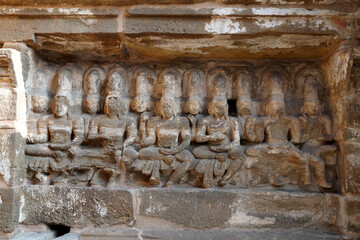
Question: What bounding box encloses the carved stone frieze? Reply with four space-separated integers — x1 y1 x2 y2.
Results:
24 61 337 190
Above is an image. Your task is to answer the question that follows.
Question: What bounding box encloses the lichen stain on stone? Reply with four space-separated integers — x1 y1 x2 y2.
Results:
145 203 169 215
205 17 246 34
227 211 275 226
95 199 108 217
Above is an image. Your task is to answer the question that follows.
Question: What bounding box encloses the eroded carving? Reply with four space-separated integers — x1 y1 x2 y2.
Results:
24 62 338 190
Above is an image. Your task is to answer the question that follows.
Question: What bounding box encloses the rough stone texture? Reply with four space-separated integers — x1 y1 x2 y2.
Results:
338 196 360 236
80 228 351 240
53 233 80 240
137 188 329 229
12 232 55 240
0 0 213 6
0 1 359 239
0 4 356 60
341 142 360 195
0 189 21 233
21 186 134 228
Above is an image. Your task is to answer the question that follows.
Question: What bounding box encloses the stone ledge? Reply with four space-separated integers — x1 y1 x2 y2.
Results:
21 186 134 228
80 228 350 240
20 186 340 231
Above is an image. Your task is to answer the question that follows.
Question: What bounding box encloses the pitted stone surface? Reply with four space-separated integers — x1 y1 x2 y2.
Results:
137 188 328 229
21 186 134 228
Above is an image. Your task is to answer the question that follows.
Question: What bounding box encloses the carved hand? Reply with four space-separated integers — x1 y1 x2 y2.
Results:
26 134 36 144
160 147 179 155
49 143 71 150
210 145 230 152
208 134 226 142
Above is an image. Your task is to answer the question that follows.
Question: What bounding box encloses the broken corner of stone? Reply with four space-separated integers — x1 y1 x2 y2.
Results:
0 2 359 239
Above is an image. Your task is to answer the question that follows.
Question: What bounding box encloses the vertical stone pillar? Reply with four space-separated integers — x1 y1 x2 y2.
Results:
324 45 360 236
0 48 27 235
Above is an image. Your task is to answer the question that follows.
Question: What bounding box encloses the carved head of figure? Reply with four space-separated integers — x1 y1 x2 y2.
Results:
52 95 70 118
265 98 285 119
265 72 285 119
304 102 322 117
104 94 125 117
237 98 253 117
84 70 101 95
31 95 49 113
83 95 101 115
159 96 176 120
132 95 151 113
303 75 323 117
106 71 123 95
186 98 202 115
209 97 228 119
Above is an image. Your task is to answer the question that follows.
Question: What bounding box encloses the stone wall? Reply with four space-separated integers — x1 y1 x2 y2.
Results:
0 0 359 238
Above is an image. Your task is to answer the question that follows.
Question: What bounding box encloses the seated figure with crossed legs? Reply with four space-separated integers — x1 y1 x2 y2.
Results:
135 96 195 186
193 96 245 188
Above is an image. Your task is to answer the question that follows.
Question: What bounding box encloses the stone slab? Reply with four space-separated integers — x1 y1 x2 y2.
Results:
341 142 360 195
338 196 360 236
54 233 80 240
137 188 332 229
12 232 55 240
21 186 134 228
124 34 340 60
0 0 213 6
0 130 25 187
0 188 21 233
80 228 350 240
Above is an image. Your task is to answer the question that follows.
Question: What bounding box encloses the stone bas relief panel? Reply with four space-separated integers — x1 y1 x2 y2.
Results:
25 62 338 190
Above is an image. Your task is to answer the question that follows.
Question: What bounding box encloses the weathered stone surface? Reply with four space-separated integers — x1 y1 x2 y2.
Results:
54 233 80 240
80 228 349 240
125 34 340 60
338 196 360 235
0 131 25 187
28 33 127 62
341 142 360 195
0 0 213 6
0 188 20 233
21 186 134 228
137 188 328 229
12 232 55 240
81 228 139 240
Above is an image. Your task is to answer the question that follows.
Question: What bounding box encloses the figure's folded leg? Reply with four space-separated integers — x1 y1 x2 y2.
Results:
25 144 53 157
166 150 195 186
308 154 332 188
222 146 245 184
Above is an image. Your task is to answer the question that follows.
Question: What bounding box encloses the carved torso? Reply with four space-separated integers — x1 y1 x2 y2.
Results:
48 116 73 144
151 116 188 148
265 117 291 144
203 116 232 146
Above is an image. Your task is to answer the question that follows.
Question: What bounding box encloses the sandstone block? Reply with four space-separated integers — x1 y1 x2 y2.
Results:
0 188 20 233
21 186 134 228
338 196 360 235
341 142 360 195
137 188 327 229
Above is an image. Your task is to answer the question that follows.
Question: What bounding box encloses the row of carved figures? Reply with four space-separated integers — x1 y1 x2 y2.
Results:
26 70 336 188
29 65 326 117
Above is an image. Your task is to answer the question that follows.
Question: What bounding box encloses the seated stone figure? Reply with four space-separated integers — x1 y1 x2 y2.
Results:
299 75 336 188
193 96 245 188
245 73 310 187
88 94 136 159
86 93 137 187
26 94 85 175
129 96 195 186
